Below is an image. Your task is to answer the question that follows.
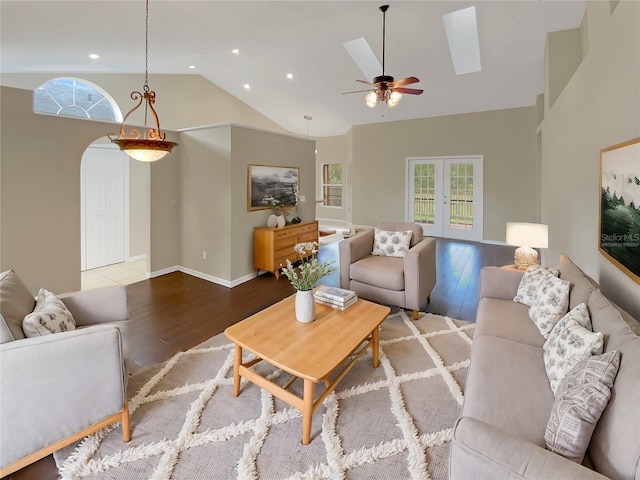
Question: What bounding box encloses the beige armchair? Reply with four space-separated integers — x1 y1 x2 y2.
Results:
339 222 437 319
0 270 131 477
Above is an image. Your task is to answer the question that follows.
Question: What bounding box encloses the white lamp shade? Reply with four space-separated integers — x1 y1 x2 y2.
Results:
506 222 548 248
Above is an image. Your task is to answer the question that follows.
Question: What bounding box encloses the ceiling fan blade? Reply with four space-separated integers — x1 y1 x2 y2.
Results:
395 87 423 95
342 89 375 95
356 79 375 86
391 76 420 87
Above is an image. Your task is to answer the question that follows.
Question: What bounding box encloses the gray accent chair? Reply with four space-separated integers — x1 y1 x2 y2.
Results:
0 270 131 477
339 222 437 319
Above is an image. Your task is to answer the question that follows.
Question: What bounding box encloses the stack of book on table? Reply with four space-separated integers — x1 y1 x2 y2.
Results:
314 285 358 310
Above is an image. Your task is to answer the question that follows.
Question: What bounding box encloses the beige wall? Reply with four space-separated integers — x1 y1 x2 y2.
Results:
179 126 233 280
128 159 150 259
0 73 286 134
177 124 316 284
1 80 316 292
230 126 316 280
315 134 352 223
348 107 538 241
0 86 172 292
540 0 640 318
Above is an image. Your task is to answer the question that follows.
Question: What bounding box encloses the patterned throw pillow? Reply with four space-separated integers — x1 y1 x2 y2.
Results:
545 350 621 463
528 273 570 338
543 318 604 394
22 288 76 337
371 228 413 258
545 303 593 345
513 265 560 306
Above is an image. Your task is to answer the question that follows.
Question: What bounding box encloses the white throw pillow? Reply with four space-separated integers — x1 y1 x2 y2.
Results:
528 273 570 338
22 288 76 337
545 303 593 346
371 228 413 258
543 318 604 395
513 265 560 306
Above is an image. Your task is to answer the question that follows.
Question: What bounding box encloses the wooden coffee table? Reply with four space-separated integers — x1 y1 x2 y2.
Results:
224 294 390 445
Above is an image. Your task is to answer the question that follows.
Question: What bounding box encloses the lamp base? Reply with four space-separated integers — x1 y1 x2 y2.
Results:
514 246 539 270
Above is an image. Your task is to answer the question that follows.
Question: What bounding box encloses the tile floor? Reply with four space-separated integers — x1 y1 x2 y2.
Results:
81 259 148 290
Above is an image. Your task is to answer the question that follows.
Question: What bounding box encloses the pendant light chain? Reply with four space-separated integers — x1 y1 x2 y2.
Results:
144 0 150 92
108 0 178 161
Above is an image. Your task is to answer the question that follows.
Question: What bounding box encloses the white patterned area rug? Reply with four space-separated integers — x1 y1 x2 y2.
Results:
55 311 474 480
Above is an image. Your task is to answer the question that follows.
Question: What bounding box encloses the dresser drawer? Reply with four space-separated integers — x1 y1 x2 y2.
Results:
274 244 296 259
274 236 296 251
296 223 316 235
273 228 297 241
297 232 318 243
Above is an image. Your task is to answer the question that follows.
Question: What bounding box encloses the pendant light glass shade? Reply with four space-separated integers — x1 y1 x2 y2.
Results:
365 91 378 108
387 90 402 108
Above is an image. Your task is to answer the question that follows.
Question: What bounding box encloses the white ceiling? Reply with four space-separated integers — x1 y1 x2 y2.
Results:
0 1 586 137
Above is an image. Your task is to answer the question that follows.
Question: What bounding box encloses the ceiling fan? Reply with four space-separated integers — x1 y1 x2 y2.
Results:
344 4 423 109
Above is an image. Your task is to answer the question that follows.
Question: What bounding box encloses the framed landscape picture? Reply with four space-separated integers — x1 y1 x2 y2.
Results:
248 164 299 211
599 137 640 284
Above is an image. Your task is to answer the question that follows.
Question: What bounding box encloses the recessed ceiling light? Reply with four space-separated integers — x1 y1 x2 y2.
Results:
232 49 240 55
89 53 99 59
188 65 196 69
286 73 293 79
244 84 250 90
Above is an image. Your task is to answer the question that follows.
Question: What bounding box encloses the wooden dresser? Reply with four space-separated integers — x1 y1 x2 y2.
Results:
254 220 319 278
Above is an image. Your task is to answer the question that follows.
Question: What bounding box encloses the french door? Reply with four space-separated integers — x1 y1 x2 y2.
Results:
406 156 483 241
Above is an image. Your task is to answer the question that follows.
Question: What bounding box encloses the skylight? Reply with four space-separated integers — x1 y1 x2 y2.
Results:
343 37 382 80
442 6 482 75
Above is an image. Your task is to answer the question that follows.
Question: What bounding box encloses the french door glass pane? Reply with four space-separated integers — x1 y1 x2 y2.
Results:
449 163 474 230
413 163 435 224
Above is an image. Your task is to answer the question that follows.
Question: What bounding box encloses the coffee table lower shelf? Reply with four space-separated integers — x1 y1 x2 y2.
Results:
232 328 379 445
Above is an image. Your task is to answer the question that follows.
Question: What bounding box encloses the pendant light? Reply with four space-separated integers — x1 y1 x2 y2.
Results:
109 0 177 162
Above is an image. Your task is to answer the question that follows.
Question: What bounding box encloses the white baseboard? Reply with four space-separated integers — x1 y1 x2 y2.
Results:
149 265 180 278
126 254 148 263
148 265 258 288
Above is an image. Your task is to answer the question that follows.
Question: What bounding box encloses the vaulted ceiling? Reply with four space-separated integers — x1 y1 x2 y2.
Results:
0 1 585 137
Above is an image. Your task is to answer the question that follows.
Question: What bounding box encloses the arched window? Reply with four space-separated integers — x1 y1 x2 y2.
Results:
34 77 122 122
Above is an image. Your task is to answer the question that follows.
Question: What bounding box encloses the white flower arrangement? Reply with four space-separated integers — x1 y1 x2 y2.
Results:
261 195 284 212
281 242 336 291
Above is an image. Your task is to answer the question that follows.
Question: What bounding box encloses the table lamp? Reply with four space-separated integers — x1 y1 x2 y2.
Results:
506 222 549 269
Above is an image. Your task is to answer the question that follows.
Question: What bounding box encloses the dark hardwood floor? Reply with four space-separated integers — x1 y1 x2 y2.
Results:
9 238 513 480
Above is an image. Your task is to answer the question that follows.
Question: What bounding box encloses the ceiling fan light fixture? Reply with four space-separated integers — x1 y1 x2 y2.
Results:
365 91 378 108
109 0 177 162
387 90 402 108
343 5 422 110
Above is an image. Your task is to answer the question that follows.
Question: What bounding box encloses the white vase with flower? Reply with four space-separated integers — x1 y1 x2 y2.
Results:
281 242 336 323
262 195 286 228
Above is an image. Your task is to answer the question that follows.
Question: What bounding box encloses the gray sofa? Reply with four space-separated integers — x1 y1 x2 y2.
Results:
450 255 640 479
339 222 437 319
0 270 131 477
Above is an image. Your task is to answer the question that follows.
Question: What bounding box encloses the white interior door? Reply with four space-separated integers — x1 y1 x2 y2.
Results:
407 156 483 242
82 146 127 270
